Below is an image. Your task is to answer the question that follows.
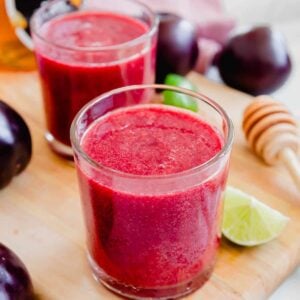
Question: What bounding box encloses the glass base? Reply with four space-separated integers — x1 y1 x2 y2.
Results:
88 254 213 299
45 132 74 160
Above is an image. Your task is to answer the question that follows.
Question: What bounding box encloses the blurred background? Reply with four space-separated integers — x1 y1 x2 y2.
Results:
224 0 300 112
1 0 299 111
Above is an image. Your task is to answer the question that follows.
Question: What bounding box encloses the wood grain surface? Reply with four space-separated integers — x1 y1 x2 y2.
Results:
0 70 299 300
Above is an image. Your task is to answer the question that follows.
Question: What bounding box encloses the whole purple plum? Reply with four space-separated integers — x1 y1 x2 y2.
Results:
0 243 34 299
156 12 199 83
0 100 32 189
217 26 291 95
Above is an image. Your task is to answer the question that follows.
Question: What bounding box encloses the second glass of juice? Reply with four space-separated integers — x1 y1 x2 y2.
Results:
30 0 157 158
71 84 233 299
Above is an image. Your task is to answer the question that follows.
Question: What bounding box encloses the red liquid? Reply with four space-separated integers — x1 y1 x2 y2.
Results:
33 11 155 147
77 105 228 298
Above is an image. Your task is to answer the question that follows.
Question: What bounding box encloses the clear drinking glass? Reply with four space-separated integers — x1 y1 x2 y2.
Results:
30 0 157 158
71 84 233 299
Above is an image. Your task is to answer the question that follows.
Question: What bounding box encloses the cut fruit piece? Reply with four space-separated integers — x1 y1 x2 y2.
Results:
222 186 289 246
163 74 198 112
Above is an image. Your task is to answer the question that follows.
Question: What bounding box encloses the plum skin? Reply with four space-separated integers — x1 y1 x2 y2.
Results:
0 243 34 300
156 13 199 83
0 100 32 189
217 26 292 95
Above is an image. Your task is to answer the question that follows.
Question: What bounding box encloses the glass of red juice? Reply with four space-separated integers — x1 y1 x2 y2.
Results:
70 84 234 299
30 0 157 159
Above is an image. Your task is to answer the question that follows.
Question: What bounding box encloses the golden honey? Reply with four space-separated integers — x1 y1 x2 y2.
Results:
0 0 35 71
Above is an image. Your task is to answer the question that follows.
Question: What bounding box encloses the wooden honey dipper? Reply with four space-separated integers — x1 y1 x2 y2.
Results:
243 95 300 188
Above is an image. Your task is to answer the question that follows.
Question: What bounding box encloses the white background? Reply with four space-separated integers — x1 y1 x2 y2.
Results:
223 0 300 299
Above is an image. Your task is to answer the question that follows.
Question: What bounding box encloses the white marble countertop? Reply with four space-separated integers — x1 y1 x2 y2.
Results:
222 1 300 298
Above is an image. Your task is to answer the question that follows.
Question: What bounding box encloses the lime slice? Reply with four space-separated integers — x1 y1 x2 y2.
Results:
222 186 289 246
163 74 198 112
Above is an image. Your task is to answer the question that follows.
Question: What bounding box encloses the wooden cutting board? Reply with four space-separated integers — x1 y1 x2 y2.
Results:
0 70 299 300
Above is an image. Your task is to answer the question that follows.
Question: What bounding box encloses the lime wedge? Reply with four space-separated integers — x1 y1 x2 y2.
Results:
222 186 289 246
163 74 198 112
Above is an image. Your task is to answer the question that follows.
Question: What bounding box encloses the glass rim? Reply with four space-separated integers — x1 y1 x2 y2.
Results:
70 84 234 180
30 0 158 52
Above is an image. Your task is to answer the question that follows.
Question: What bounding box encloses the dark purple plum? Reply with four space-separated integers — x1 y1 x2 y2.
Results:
217 26 292 95
0 243 34 299
156 12 199 83
0 100 32 189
